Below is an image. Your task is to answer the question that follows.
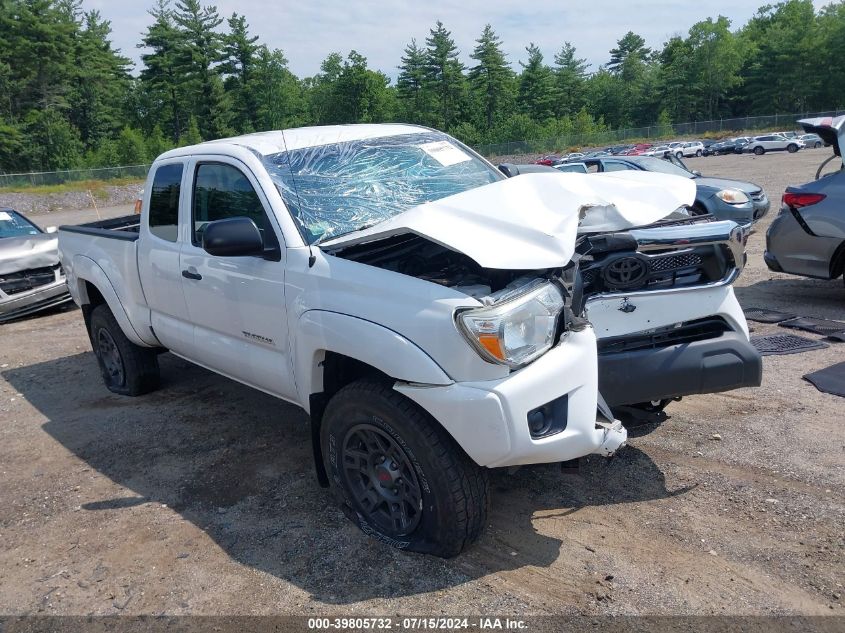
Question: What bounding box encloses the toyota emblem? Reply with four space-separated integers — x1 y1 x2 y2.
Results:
602 255 650 289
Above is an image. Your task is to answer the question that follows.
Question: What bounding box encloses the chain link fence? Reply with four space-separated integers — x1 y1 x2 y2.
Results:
475 110 845 158
3 109 844 185
0 164 150 189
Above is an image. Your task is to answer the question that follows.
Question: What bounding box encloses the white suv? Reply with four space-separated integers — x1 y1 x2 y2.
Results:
675 141 704 158
743 134 803 155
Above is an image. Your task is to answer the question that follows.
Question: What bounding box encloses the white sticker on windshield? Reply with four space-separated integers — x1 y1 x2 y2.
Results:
418 141 472 167
0 212 11 221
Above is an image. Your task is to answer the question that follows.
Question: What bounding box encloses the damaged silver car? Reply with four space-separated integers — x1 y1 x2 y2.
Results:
0 208 72 322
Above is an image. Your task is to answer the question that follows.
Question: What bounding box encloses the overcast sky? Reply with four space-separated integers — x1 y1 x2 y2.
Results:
86 0 831 80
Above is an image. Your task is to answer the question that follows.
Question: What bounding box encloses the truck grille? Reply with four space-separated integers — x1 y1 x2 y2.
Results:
580 247 726 295
0 265 59 296
649 252 703 272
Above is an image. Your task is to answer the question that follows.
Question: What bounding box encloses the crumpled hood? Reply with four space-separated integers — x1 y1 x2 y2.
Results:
0 233 59 275
576 170 696 232
323 171 695 269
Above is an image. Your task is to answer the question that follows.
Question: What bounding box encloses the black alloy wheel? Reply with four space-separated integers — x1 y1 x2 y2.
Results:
340 424 423 536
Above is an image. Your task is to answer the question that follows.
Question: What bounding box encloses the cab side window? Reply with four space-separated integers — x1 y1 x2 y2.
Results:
191 163 279 252
148 163 183 242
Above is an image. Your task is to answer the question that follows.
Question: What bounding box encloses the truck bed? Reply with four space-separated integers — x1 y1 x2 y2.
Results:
58 214 140 241
58 215 155 347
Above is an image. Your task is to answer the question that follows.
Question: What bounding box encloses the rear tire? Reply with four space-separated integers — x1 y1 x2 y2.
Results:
696 149 703 157
89 304 160 396
787 143 798 153
321 380 489 558
814 141 822 148
754 146 765 156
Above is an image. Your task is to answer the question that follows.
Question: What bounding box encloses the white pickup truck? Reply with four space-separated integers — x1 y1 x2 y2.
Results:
59 124 757 557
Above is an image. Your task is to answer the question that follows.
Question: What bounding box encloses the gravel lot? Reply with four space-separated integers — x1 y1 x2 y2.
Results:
0 148 842 616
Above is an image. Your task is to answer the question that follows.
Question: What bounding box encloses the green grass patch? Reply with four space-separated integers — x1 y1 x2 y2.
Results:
0 177 144 195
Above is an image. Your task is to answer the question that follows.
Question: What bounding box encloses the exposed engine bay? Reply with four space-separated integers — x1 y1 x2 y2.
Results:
328 233 582 312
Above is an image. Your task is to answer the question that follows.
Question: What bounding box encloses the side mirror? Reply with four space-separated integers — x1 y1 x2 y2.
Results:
45 226 58 234
202 217 264 257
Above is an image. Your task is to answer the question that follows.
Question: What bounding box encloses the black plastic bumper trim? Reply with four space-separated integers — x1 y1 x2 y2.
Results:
598 331 763 407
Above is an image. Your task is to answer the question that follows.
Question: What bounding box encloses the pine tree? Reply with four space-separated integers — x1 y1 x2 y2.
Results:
517 43 555 121
68 10 131 150
607 31 651 79
172 0 233 140
221 13 259 132
397 39 432 123
179 115 202 145
139 0 186 142
552 42 588 118
468 25 513 130
424 21 465 129
249 46 305 130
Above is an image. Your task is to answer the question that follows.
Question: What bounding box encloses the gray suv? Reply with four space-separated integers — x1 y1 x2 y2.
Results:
765 116 845 282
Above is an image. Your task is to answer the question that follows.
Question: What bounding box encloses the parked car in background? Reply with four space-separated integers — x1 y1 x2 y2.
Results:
567 155 770 227
0 208 71 322
765 116 845 283
797 133 824 149
621 143 652 156
675 141 705 158
535 154 561 166
743 134 803 155
555 162 588 173
642 145 671 157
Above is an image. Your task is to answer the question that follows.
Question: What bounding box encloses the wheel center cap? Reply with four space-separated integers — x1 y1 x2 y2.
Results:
375 467 393 484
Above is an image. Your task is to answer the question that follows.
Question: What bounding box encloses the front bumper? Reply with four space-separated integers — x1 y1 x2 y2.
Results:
396 327 627 468
599 330 762 406
0 278 71 323
586 283 749 341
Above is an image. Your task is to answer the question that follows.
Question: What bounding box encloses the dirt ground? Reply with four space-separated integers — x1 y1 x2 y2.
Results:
0 148 843 617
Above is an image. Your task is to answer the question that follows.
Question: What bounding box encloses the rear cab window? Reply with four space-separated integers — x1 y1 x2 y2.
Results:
148 163 183 242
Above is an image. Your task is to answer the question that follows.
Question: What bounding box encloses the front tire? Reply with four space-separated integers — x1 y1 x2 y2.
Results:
814 141 822 148
321 380 489 558
696 149 703 157
787 143 798 153
89 304 160 396
754 146 765 155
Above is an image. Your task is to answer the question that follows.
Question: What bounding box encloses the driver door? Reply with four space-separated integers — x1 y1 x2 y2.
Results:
178 158 295 401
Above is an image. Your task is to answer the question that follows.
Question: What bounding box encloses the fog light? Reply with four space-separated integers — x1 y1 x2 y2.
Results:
528 410 547 434
527 394 569 439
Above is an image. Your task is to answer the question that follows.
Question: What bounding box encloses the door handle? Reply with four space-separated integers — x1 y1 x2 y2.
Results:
181 269 202 281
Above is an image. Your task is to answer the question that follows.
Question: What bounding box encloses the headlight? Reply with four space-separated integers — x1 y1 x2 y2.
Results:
715 189 750 205
456 281 564 369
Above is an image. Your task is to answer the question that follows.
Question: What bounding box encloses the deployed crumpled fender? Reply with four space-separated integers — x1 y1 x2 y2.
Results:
321 171 696 269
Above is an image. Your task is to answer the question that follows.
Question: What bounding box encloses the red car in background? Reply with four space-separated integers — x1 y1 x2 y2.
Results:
621 143 653 156
534 154 561 166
